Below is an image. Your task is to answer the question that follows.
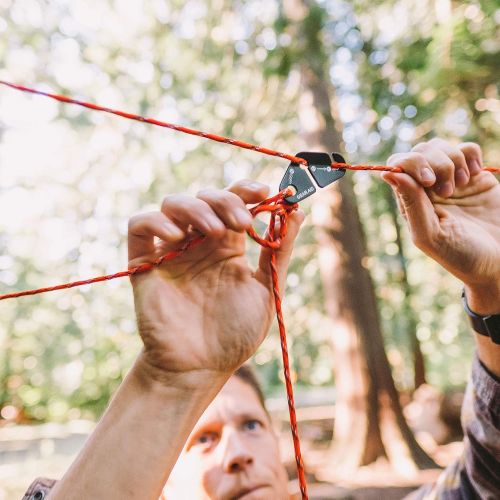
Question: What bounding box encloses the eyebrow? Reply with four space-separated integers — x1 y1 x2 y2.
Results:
235 412 267 423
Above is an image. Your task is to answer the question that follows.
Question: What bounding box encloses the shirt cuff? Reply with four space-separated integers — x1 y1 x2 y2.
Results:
22 477 57 500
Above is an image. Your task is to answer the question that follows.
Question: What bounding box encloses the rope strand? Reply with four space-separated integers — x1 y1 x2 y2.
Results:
0 80 307 166
1 80 499 500
0 188 309 499
1 80 498 173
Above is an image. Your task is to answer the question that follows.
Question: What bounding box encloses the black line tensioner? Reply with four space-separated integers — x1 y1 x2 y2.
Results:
279 152 346 204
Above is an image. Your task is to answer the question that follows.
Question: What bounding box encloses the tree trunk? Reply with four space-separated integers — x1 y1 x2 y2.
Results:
386 189 427 390
284 0 437 476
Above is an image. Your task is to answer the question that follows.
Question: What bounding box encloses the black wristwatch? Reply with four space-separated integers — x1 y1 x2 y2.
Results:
461 289 500 345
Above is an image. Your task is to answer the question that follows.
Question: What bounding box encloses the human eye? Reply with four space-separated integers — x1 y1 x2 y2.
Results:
242 419 262 432
194 432 218 448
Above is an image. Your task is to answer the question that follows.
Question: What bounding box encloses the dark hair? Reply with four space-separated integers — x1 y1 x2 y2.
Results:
234 364 267 412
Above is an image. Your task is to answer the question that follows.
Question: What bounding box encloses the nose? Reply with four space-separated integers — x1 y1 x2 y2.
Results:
221 431 254 473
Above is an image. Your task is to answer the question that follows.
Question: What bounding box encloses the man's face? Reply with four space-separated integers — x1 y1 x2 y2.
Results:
164 376 289 499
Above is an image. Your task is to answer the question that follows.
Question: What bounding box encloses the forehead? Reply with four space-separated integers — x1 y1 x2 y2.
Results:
194 376 268 427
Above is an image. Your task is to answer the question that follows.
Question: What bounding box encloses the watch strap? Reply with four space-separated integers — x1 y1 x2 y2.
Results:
462 289 500 345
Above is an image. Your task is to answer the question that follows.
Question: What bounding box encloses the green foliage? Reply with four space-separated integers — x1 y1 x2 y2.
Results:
351 0 499 388
1 0 498 424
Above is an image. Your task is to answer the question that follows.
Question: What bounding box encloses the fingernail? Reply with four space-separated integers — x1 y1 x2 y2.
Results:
421 167 436 184
456 169 469 187
206 215 225 231
436 181 453 197
469 159 481 175
163 222 184 239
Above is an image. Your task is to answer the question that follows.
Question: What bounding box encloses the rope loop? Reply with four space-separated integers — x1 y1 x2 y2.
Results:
0 188 310 498
246 189 298 249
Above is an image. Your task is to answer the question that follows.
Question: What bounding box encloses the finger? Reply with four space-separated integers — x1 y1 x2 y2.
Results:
382 171 407 218
128 211 185 261
256 210 305 288
458 142 483 176
381 171 407 218
161 195 226 238
227 179 270 204
386 152 436 187
196 188 253 232
380 173 440 253
414 139 471 191
427 138 470 187
411 143 456 197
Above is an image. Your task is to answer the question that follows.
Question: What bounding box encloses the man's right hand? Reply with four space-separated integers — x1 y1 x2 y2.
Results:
127 179 304 385
382 139 500 315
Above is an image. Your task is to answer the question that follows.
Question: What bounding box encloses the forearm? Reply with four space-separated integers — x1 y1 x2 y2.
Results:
48 353 229 500
465 281 500 378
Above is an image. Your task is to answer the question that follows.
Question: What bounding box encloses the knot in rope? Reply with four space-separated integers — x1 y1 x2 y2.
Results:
0 189 310 498
247 189 298 249
247 188 308 499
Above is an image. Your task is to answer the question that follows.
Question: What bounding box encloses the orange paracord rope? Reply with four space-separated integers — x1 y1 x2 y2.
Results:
1 81 498 174
0 183 309 498
2 80 500 500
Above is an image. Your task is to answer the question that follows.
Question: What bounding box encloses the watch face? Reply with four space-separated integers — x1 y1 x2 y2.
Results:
486 314 500 345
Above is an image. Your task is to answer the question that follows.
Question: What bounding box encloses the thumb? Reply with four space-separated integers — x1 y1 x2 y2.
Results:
382 171 440 251
256 210 305 290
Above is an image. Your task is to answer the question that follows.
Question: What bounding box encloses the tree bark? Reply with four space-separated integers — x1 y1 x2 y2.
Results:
284 0 437 475
386 189 427 390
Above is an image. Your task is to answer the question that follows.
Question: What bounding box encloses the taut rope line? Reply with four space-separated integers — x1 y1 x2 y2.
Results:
2 80 500 500
1 81 497 173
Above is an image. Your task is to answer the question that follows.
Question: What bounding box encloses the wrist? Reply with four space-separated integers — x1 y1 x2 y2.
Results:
133 351 231 395
464 280 500 316
51 353 232 499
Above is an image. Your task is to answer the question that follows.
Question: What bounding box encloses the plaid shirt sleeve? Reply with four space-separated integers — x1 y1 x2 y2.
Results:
22 479 170 500
407 354 500 500
22 477 57 500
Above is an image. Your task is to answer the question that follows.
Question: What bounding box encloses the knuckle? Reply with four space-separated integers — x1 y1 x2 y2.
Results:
128 211 157 233
387 153 405 166
388 152 426 169
434 158 454 175
447 148 466 166
160 194 175 210
161 194 188 212
411 142 431 153
128 214 141 230
396 152 428 173
196 188 217 200
230 178 254 188
197 188 235 208
427 137 448 148
198 189 244 210
406 151 427 166
459 141 481 157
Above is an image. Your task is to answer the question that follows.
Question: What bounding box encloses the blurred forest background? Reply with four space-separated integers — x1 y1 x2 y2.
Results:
0 0 499 498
